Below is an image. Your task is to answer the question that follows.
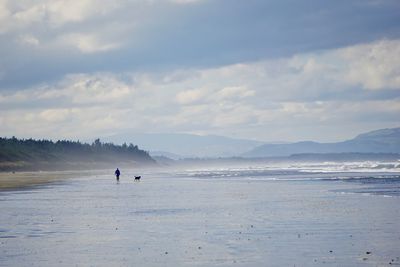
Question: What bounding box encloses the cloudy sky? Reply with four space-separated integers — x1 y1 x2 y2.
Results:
0 0 399 142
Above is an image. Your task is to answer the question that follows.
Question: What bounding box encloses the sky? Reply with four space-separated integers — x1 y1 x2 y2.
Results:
0 0 400 143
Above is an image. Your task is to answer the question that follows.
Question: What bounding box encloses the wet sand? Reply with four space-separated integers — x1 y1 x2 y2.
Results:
0 171 70 190
0 170 101 190
1 168 399 266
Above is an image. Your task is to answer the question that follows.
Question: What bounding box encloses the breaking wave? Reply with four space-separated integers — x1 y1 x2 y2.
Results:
167 161 400 182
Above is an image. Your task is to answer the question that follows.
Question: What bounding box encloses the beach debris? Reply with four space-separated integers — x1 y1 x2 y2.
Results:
329 250 333 253
198 246 202 250
165 251 168 254
366 251 371 254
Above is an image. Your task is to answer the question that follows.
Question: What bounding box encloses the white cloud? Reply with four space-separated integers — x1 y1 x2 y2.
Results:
40 108 71 122
337 39 400 90
58 33 121 53
216 86 255 100
12 3 46 25
0 0 201 36
18 34 40 46
211 105 257 127
68 74 132 103
0 0 12 33
176 88 207 104
45 0 118 27
1 0 127 55
0 73 134 107
0 0 8 18
0 39 399 141
169 0 203 4
1 0 121 31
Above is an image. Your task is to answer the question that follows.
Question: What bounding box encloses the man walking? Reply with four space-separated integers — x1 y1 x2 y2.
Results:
115 168 121 181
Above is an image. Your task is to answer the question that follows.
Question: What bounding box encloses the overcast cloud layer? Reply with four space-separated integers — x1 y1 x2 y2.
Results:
1 0 400 142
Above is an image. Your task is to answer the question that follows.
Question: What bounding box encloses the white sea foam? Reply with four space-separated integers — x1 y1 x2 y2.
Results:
167 161 400 183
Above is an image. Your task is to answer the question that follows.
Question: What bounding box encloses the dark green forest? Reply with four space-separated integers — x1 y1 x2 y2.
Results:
0 137 155 171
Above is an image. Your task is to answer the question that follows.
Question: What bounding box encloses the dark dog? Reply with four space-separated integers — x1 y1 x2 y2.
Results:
134 176 141 180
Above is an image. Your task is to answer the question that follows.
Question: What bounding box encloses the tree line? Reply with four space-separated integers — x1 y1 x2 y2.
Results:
0 136 154 164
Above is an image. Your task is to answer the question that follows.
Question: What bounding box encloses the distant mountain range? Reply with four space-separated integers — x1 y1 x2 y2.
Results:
102 133 263 158
243 127 400 157
102 127 400 159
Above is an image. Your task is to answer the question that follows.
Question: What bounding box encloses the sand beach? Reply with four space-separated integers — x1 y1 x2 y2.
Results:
1 163 399 266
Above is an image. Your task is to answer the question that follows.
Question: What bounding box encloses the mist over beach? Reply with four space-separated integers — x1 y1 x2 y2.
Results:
1 0 400 266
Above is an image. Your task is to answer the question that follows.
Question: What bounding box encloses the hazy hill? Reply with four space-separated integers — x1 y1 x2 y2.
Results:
243 127 400 157
288 153 400 162
149 151 183 160
103 133 263 158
